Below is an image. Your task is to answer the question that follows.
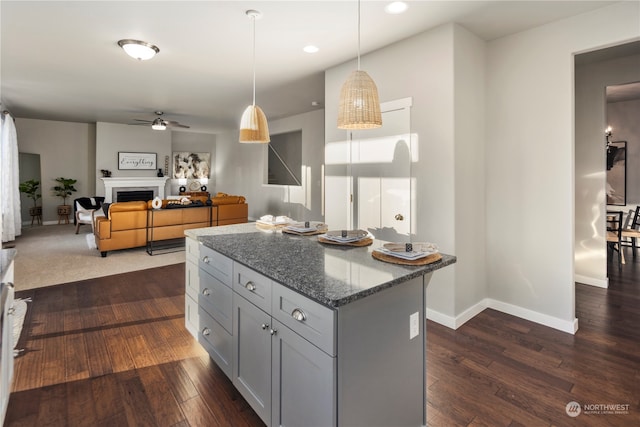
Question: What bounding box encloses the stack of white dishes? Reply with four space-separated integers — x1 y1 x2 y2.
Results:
374 242 439 260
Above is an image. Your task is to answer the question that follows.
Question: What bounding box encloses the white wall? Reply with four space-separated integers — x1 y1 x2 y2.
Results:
325 23 487 327
215 109 325 221
487 2 639 332
95 122 171 197
575 53 640 288
15 118 95 224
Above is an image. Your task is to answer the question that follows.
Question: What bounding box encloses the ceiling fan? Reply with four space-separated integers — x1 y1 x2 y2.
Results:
129 111 190 130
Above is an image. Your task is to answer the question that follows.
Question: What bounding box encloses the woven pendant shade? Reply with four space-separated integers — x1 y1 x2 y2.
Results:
337 70 382 129
239 105 270 143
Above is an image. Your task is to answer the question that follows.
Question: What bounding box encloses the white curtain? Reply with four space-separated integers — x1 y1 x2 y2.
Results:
1 112 21 242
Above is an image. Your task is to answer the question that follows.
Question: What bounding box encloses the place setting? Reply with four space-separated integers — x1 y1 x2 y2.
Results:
372 242 442 265
282 221 328 236
317 229 373 247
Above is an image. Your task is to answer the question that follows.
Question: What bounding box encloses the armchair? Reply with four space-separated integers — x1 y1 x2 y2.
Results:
74 197 105 234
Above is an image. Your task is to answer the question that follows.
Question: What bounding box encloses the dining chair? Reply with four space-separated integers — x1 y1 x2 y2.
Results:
621 205 640 259
606 210 624 267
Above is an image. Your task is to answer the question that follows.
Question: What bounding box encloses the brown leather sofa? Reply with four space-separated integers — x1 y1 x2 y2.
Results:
94 194 248 257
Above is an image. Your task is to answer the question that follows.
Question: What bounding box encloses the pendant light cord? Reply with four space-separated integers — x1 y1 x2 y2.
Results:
251 15 257 106
357 0 361 70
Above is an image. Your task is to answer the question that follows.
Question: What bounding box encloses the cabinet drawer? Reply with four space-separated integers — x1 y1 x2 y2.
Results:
199 269 233 333
199 245 232 287
233 262 272 313
272 283 336 356
198 306 232 379
185 236 200 265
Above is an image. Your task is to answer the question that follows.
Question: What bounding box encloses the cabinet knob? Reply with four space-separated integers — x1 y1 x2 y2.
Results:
269 328 278 336
202 256 210 264
7 306 15 316
202 327 211 336
261 323 270 330
244 281 256 292
395 213 404 221
202 288 210 296
291 308 307 322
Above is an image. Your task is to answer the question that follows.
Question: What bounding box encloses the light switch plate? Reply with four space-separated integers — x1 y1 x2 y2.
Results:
410 311 419 340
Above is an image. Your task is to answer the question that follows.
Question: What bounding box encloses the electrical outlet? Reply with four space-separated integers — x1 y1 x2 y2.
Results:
410 312 419 340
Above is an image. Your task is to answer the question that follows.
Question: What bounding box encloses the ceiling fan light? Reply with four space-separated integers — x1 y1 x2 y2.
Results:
239 105 270 143
151 118 166 130
338 70 382 129
117 39 159 60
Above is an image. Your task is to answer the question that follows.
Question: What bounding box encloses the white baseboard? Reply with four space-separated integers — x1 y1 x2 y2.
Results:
426 298 579 335
574 274 608 288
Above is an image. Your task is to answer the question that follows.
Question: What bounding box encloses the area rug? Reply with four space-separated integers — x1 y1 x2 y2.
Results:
12 224 185 291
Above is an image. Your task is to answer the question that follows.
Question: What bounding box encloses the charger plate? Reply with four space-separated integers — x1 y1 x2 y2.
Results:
372 250 442 265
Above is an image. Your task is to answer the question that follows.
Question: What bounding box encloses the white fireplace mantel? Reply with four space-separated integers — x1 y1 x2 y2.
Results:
101 177 169 203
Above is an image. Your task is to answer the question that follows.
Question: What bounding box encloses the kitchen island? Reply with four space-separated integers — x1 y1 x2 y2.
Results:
185 223 455 426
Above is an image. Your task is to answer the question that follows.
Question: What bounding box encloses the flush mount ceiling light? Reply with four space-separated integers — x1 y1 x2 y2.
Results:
239 10 270 143
117 39 159 60
337 0 382 130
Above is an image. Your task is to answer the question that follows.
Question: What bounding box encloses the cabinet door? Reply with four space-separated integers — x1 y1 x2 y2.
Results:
271 320 336 427
233 295 272 426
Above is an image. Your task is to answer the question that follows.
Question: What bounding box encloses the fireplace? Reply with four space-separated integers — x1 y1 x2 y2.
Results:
101 177 169 203
117 190 154 202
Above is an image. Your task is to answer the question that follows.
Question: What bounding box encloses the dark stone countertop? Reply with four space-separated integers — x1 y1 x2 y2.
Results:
186 223 456 308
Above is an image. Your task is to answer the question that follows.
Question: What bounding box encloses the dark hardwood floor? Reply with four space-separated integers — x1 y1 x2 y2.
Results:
5 254 639 426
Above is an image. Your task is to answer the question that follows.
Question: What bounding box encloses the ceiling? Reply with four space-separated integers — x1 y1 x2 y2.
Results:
0 1 621 134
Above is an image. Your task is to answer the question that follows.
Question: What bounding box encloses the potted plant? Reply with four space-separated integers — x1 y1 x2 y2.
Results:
52 177 77 216
19 179 42 219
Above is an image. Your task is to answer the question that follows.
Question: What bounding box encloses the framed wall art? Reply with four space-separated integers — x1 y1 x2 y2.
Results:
118 152 157 170
606 141 626 206
172 152 211 179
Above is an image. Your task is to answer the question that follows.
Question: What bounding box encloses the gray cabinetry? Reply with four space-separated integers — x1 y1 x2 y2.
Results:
232 263 336 427
184 226 454 427
271 319 336 427
232 292 272 425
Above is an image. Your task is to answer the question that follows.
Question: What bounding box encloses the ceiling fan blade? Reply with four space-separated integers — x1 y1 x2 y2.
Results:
132 119 153 123
128 122 152 126
165 120 190 129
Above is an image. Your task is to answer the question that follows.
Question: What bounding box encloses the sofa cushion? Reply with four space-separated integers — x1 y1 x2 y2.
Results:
108 201 148 218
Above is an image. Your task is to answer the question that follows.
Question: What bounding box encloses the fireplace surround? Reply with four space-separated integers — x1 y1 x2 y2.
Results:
100 177 169 203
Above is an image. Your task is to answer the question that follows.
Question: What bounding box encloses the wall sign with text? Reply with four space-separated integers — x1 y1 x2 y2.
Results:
118 152 157 170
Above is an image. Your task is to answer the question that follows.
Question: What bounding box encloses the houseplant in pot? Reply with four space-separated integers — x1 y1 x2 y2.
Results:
19 179 42 222
52 177 77 217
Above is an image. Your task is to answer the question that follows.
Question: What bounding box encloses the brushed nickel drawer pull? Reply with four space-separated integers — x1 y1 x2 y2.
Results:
245 281 256 292
202 288 210 296
202 327 211 336
291 308 307 322
202 256 210 264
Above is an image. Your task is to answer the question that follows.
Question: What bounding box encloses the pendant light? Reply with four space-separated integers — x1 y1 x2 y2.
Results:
239 10 270 143
337 0 382 129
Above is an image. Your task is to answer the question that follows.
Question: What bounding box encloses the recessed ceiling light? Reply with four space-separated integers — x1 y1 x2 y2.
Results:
384 2 408 14
117 39 159 60
303 45 319 54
